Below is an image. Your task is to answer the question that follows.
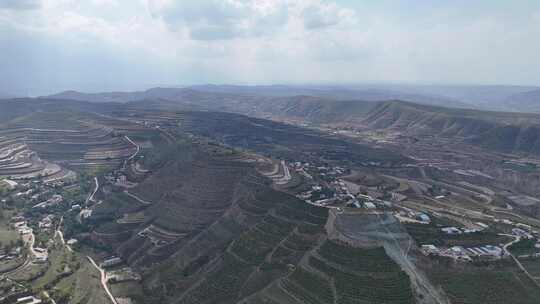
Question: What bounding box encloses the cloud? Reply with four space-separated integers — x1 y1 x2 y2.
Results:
1 0 540 95
91 0 119 6
0 0 40 10
147 0 351 40
147 0 289 40
302 1 354 30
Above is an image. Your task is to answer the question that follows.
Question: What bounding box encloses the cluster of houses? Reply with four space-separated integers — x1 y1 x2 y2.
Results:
351 194 393 210
33 247 48 264
440 225 487 235
297 182 395 211
292 162 350 203
104 171 137 188
9 215 50 263
107 267 141 284
289 160 400 210
38 215 54 232
32 194 63 209
494 218 540 235
290 162 347 179
79 208 93 220
11 216 32 235
395 209 431 224
422 244 504 262
101 256 123 268
297 184 336 205
6 178 71 206
98 256 141 284
512 227 535 239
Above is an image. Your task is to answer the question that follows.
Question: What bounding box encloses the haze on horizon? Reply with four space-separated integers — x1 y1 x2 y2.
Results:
1 0 539 96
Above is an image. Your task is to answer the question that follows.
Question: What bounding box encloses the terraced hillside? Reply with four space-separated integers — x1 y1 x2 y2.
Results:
244 239 415 304
0 131 75 181
85 136 417 304
0 101 139 171
44 88 540 156
36 90 540 157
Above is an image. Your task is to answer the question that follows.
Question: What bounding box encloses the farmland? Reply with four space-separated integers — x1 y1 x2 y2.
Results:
2 96 540 304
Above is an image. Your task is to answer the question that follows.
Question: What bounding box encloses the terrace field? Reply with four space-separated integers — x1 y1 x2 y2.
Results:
425 261 540 304
5 96 535 304
0 101 142 175
82 136 423 304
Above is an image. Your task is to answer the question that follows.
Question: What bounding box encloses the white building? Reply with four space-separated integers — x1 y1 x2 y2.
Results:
417 213 431 223
1 179 18 190
16 296 42 304
421 245 439 255
513 228 534 239
442 227 462 235
364 202 376 209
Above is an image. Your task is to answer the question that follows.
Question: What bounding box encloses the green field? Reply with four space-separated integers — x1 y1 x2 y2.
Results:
33 245 79 291
508 238 539 256
0 211 21 246
520 259 540 279
307 240 415 304
427 263 540 304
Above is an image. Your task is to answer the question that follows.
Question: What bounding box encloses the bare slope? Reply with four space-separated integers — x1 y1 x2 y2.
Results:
362 100 540 154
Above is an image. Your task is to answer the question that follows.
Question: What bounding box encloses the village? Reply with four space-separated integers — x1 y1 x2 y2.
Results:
0 149 143 303
269 159 540 267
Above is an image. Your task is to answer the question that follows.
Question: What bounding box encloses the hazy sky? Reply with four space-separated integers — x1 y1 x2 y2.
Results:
1 0 539 95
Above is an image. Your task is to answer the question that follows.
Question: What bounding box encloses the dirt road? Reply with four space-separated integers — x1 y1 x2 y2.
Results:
87 256 118 304
501 234 540 288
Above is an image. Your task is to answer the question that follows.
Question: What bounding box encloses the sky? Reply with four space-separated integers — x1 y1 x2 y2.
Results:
0 0 539 95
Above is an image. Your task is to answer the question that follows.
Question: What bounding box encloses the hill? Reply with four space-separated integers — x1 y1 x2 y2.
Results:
190 84 471 109
0 98 140 171
361 100 540 154
88 137 418 304
46 84 540 113
46 85 471 109
45 88 540 156
502 89 540 112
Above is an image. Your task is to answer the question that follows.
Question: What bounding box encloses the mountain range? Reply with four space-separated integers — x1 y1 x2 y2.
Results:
40 84 540 155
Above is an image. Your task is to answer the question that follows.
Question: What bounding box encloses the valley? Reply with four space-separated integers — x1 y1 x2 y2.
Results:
1 95 540 304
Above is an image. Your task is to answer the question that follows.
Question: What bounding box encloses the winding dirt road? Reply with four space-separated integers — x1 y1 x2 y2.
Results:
85 177 99 205
87 256 118 304
500 234 540 288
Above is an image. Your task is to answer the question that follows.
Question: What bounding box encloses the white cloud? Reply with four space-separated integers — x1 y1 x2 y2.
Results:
0 0 41 10
301 1 355 30
0 0 540 95
146 0 353 40
147 0 284 40
91 0 119 6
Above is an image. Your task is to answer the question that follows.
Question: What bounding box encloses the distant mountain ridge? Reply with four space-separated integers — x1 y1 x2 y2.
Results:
189 84 473 109
0 92 15 99
502 89 540 112
46 85 472 109
41 85 540 155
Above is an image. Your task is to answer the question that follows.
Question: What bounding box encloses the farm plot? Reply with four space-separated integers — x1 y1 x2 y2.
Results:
302 240 415 304
138 224 187 247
